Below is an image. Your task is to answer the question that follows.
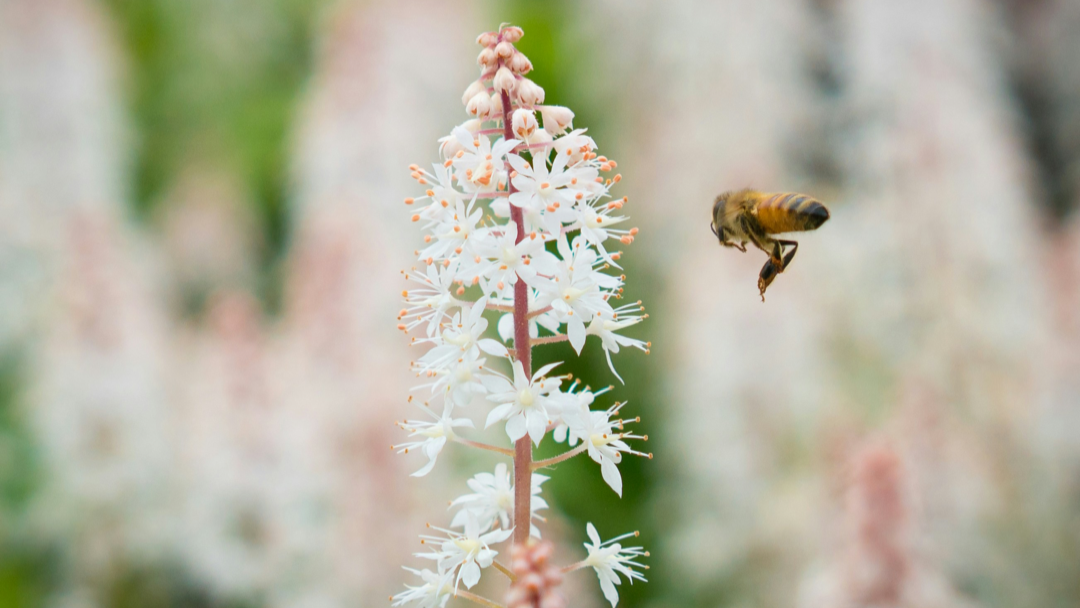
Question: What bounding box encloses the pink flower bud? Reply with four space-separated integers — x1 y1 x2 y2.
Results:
539 105 575 135
512 109 538 140
509 52 533 75
461 80 486 106
478 47 497 68
476 32 497 47
501 26 524 43
493 67 517 94
466 92 491 117
495 40 515 59
488 93 503 119
515 78 545 106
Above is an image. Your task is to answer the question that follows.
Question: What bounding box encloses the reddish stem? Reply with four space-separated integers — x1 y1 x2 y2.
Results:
502 86 533 547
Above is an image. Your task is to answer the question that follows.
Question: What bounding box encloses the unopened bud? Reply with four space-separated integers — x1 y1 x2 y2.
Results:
466 92 492 117
478 47 497 68
513 109 539 140
539 105 575 135
489 92 504 119
509 52 533 74
516 78 545 106
493 66 517 94
495 40 515 59
461 80 485 106
501 26 524 43
476 32 497 47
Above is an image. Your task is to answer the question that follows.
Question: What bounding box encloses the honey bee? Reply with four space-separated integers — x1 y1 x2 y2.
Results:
710 189 830 300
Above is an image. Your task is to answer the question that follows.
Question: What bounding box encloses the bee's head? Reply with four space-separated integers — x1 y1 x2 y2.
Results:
711 192 733 245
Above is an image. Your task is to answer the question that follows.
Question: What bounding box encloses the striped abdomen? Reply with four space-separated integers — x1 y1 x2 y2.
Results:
753 192 830 234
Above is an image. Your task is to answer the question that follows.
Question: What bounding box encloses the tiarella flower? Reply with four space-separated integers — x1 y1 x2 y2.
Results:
392 567 455 608
397 24 650 608
566 402 648 496
471 221 546 298
449 463 549 537
449 128 518 194
418 198 483 263
438 119 482 159
574 199 631 264
394 405 476 477
418 514 513 589
400 263 460 337
532 236 620 354
483 360 563 445
549 381 611 444
416 299 507 373
553 129 597 167
582 523 649 607
412 349 488 408
585 302 650 383
505 151 579 234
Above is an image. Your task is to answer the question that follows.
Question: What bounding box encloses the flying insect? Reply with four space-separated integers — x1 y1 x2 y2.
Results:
710 189 830 300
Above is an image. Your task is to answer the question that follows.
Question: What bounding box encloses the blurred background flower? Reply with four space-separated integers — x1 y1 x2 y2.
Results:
1 0 1079 607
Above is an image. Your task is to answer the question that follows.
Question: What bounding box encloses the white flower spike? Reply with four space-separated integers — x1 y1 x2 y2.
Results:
395 23 650 608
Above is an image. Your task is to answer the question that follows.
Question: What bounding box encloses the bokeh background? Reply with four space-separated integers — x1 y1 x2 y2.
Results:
2 0 1080 607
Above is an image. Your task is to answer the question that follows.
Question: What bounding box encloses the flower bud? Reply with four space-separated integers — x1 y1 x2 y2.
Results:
501 26 524 43
466 92 491 117
512 109 538 140
515 78 545 106
461 80 486 106
495 40 515 59
488 92 504 119
478 47 497 68
509 52 533 74
461 118 482 133
493 67 517 94
476 32 497 47
539 105 575 135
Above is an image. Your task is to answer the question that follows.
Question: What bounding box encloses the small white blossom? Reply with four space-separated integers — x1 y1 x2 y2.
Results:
483 360 563 445
394 405 475 477
585 302 649 383
582 523 648 607
416 299 508 373
400 263 460 337
449 463 549 537
531 236 620 354
471 221 546 298
418 514 513 589
392 568 454 608
566 402 648 496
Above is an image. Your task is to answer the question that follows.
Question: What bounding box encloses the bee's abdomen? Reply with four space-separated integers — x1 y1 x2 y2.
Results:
755 192 830 234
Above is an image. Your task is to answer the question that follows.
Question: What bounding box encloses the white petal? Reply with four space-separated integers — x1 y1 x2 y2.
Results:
526 410 547 446
568 318 586 354
459 561 482 589
586 522 601 546
497 314 515 342
486 402 516 428
505 414 528 442
600 457 623 497
532 361 562 381
481 527 513 544
598 569 620 607
479 339 508 357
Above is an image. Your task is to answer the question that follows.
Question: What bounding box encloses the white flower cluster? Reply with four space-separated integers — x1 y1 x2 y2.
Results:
393 25 649 608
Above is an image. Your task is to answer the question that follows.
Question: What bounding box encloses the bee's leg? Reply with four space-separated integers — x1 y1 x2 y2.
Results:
776 239 799 272
758 257 779 301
